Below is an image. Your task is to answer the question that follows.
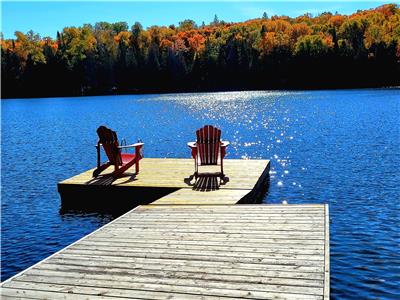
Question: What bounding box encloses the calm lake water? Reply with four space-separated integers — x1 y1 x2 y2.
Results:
1 89 399 298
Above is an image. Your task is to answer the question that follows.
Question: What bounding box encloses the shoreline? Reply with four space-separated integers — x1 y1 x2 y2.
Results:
2 85 399 100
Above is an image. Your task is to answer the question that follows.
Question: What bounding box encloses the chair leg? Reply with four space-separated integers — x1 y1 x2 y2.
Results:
135 146 141 174
93 162 111 177
112 168 124 178
96 144 101 168
194 157 198 178
135 159 140 174
220 159 224 179
112 158 137 178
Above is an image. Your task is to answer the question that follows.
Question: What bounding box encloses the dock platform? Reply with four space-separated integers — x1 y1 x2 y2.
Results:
1 204 329 299
58 158 271 209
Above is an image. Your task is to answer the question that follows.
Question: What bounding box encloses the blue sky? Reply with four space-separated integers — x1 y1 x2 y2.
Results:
1 1 391 39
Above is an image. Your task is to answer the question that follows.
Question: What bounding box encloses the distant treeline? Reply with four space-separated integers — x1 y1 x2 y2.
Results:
1 4 399 98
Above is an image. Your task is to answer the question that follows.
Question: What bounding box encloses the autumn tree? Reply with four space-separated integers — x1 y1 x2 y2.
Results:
1 4 399 97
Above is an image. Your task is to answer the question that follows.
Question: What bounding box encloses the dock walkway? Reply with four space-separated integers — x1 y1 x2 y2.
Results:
1 205 329 299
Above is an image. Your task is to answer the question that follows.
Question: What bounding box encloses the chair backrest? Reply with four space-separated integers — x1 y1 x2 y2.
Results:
97 126 122 165
196 125 221 165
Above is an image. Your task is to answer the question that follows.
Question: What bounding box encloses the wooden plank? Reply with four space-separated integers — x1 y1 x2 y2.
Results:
53 253 325 273
91 232 326 244
114 207 324 213
1 282 234 300
108 215 325 221
60 250 325 267
119 216 325 222
24 265 324 288
82 237 325 249
114 219 325 224
105 221 324 229
94 229 325 240
134 206 325 212
2 281 322 300
12 272 324 297
137 204 324 209
0 287 136 300
75 239 325 250
100 229 325 237
64 245 324 261
39 259 325 279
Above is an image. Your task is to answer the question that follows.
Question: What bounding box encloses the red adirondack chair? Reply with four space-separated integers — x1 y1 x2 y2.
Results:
93 126 144 178
187 125 229 178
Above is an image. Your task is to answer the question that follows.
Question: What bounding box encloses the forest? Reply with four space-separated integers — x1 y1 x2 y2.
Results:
1 4 399 98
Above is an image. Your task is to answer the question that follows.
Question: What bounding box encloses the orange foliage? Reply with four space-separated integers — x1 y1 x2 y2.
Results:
329 15 346 28
291 23 312 41
265 19 291 33
173 37 188 52
1 39 13 51
258 32 284 54
160 38 173 48
376 4 397 17
51 43 58 50
187 33 205 52
114 31 131 45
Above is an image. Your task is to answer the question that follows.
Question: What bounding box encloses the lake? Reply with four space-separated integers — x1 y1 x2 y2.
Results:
1 89 399 299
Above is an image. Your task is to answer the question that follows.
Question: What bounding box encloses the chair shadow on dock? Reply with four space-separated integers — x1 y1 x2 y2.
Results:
84 172 139 186
184 174 230 191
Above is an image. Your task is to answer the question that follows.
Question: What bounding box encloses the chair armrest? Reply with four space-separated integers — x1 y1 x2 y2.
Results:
119 143 144 149
187 142 197 159
187 142 197 148
221 141 230 147
220 141 229 159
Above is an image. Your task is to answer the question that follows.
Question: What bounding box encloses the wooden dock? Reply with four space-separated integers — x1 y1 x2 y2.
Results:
1 204 329 299
58 158 271 209
2 158 330 299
